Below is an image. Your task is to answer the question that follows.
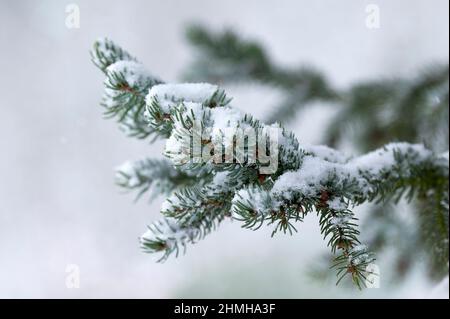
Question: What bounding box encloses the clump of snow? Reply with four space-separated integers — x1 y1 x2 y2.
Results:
348 143 432 176
160 193 184 213
350 244 367 253
207 171 230 195
271 143 436 201
106 60 152 88
208 107 247 153
210 106 243 131
271 156 352 198
302 144 349 164
328 198 348 211
348 245 372 266
149 83 218 102
212 171 228 186
201 171 236 197
140 218 197 249
351 254 371 266
330 215 350 226
231 186 273 218
146 83 218 113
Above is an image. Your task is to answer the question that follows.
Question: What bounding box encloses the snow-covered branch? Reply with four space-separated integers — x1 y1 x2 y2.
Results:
91 38 449 288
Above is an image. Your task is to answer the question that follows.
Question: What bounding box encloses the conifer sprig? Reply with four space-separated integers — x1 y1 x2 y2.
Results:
92 38 449 288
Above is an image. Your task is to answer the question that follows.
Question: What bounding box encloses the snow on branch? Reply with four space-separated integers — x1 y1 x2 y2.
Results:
92 38 449 288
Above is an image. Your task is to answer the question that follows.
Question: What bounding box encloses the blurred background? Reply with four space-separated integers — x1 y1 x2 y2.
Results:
0 0 448 298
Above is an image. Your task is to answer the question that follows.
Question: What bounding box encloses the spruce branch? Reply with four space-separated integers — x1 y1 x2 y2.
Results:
92 38 449 288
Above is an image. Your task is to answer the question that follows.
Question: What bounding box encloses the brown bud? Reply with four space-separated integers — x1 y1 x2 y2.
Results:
258 174 267 184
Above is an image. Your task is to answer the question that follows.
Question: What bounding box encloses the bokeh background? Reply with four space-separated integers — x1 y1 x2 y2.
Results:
0 0 448 298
